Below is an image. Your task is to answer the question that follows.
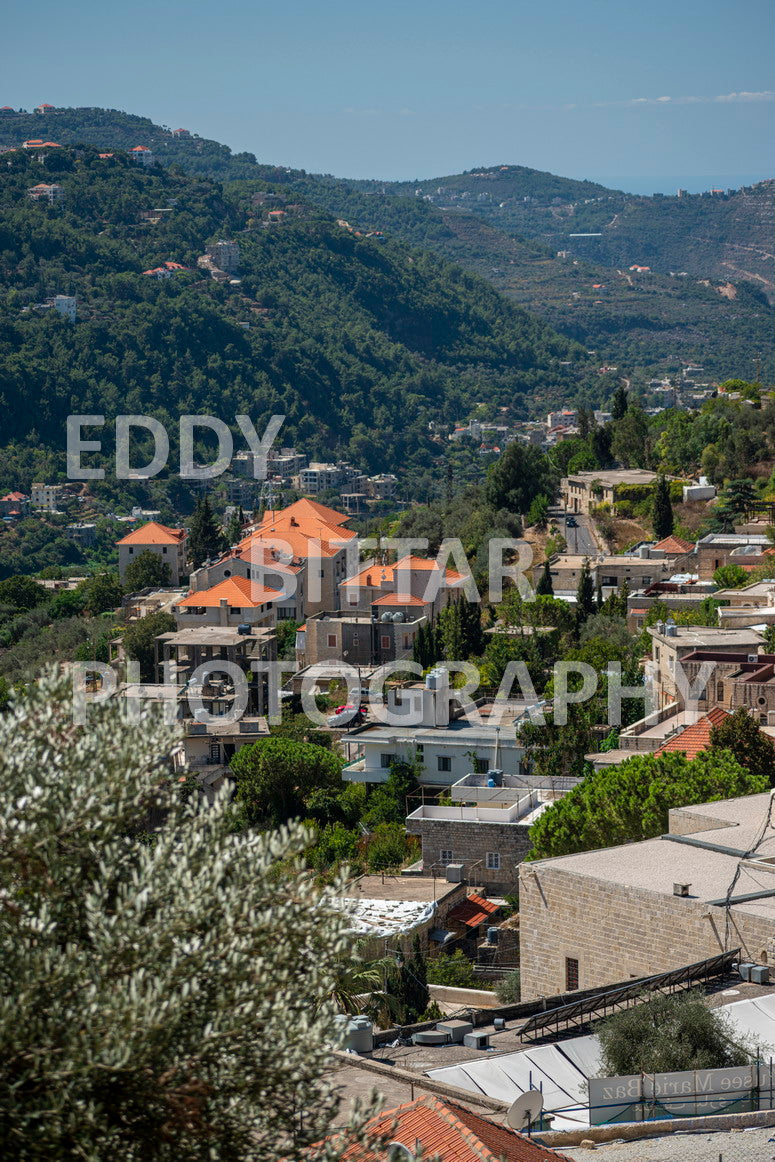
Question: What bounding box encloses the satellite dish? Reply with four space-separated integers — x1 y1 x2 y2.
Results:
386 1144 412 1162
507 1090 544 1131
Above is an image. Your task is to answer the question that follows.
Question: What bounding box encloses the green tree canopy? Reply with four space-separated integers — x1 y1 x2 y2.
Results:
598 990 752 1076
121 610 177 681
231 737 344 829
527 749 767 860
123 549 172 591
712 563 748 589
0 669 370 1160
709 706 775 787
485 443 556 516
187 496 225 569
0 575 48 611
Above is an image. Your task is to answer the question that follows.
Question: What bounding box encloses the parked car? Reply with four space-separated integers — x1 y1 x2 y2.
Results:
326 704 366 728
566 515 578 528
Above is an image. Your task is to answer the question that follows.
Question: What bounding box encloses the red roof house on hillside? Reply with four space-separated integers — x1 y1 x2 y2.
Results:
116 521 187 585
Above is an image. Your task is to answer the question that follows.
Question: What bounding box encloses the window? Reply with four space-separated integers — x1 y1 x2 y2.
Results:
380 753 397 768
162 547 168 555
437 756 452 772
717 682 724 701
381 634 390 649
486 852 500 871
473 756 488 774
440 850 454 864
209 742 221 763
327 634 337 648
566 957 579 991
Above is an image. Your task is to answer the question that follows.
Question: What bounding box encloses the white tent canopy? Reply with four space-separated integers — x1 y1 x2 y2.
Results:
426 994 775 1131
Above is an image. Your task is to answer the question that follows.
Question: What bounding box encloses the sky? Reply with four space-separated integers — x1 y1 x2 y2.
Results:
4 0 774 191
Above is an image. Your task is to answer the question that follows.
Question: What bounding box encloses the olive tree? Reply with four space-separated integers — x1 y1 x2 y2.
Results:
0 669 387 1161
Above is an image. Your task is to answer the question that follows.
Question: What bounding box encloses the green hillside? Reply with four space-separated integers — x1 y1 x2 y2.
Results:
0 143 586 500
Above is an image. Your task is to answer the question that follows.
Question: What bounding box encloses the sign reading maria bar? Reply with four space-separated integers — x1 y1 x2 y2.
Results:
588 1064 775 1124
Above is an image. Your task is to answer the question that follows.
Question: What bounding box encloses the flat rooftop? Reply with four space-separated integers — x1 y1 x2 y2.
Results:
648 625 764 647
564 469 658 486
343 874 459 905
529 793 775 922
157 626 275 646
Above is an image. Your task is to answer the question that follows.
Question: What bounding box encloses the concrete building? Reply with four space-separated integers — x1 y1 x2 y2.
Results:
30 482 63 511
116 521 188 585
520 793 775 999
562 469 660 516
67 521 96 547
53 294 76 321
296 608 426 669
205 240 239 273
27 182 63 204
340 555 466 619
536 551 687 598
0 491 30 517
172 576 280 628
130 145 154 166
238 498 355 615
648 621 765 710
694 533 771 581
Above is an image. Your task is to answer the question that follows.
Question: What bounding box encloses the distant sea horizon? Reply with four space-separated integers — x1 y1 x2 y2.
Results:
587 173 774 196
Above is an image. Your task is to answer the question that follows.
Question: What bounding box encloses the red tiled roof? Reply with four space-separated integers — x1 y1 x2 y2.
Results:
177 575 280 609
447 893 500 929
1 491 28 501
116 521 185 546
653 535 693 554
655 707 730 759
131 145 150 151
329 1095 572 1161
257 497 351 528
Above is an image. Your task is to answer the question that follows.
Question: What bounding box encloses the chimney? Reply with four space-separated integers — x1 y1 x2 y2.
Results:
219 597 229 626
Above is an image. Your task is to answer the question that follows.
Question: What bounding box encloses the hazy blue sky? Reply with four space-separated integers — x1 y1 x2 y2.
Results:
5 0 774 190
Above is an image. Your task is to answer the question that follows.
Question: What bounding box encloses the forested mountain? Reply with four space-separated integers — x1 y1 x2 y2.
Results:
2 106 772 380
0 143 585 496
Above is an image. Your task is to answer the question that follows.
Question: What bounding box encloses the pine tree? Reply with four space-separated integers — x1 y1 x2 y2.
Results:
458 596 484 657
188 496 226 567
596 580 604 611
439 601 464 661
652 475 674 540
536 560 554 596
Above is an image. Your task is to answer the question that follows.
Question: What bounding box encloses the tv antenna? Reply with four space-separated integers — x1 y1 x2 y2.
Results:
507 1090 544 1133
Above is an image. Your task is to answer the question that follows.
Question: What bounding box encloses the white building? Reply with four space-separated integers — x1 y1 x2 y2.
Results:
54 294 76 322
342 671 526 787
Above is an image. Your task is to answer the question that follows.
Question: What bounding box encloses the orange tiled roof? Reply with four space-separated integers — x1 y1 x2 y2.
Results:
256 497 351 528
655 707 730 759
239 528 348 560
653 535 694 554
116 521 185 546
329 1095 572 1161
371 593 428 607
341 555 465 589
177 575 280 609
447 893 500 929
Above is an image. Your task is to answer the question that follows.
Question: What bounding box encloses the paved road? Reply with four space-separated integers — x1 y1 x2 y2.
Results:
563 1124 775 1161
563 514 599 558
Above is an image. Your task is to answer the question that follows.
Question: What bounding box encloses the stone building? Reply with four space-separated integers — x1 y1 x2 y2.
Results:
519 793 775 999
406 790 548 892
116 520 188 586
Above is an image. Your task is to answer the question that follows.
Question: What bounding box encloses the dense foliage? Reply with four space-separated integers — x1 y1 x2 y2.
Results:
527 750 767 860
598 990 752 1076
0 669 371 1160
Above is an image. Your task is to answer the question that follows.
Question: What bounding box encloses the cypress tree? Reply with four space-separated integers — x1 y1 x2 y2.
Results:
536 560 554 596
188 496 226 568
611 383 629 421
576 560 596 623
652 475 674 540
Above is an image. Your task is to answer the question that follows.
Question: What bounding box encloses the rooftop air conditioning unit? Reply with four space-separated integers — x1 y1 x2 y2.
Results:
749 655 759 663
445 863 464 883
673 882 691 897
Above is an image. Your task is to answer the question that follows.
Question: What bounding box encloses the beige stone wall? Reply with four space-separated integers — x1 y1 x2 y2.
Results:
519 864 775 999
407 818 530 891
